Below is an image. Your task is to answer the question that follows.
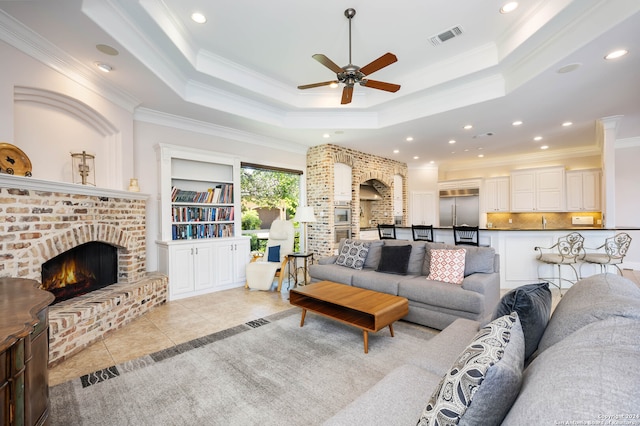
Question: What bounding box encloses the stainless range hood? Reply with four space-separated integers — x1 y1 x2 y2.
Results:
359 183 383 200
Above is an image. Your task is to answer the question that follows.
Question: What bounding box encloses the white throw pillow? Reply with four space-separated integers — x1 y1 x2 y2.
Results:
427 249 466 284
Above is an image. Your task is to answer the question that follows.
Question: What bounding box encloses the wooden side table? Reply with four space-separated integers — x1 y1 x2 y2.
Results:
285 252 314 289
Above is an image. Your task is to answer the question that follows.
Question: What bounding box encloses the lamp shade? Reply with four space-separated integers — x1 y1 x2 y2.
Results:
294 206 316 223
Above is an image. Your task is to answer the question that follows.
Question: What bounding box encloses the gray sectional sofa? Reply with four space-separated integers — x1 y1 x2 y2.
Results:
324 273 640 425
308 238 501 330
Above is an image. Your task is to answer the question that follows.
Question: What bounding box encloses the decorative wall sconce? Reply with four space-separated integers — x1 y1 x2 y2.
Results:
129 178 140 192
71 151 95 186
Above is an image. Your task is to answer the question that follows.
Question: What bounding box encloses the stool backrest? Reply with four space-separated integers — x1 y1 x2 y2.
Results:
556 232 584 259
378 224 397 239
412 225 434 242
453 225 479 246
604 233 632 259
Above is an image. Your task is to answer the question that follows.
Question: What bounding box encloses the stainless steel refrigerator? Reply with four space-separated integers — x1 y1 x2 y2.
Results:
439 188 480 227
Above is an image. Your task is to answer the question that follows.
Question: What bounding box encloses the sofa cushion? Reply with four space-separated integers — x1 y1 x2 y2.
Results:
352 270 405 295
493 282 552 361
323 364 444 426
537 273 640 354
399 277 484 315
335 239 371 270
307 263 359 286
422 243 495 277
376 244 412 275
417 312 524 426
363 240 385 269
503 316 640 424
427 249 466 284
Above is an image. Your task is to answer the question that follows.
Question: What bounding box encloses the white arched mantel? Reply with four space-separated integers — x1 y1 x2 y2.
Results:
13 86 123 189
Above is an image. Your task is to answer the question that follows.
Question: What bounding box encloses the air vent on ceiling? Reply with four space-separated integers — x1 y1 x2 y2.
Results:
429 26 464 46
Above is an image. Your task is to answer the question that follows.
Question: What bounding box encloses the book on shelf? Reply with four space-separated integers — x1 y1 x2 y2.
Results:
171 184 233 204
171 223 235 240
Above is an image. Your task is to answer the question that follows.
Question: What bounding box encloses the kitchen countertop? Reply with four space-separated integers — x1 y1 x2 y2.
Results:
360 226 639 231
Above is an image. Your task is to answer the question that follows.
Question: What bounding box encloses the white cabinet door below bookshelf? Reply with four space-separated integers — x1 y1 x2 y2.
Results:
168 244 195 298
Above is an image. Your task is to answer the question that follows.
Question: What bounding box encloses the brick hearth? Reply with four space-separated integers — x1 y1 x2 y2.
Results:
0 174 168 365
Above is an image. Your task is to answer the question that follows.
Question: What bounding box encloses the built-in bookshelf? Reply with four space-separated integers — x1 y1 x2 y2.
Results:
156 144 250 301
157 145 242 241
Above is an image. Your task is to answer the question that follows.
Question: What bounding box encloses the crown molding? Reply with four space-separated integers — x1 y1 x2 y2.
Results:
134 107 309 155
0 9 140 112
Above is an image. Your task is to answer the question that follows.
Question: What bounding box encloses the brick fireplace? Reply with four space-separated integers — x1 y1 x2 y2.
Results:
0 174 167 365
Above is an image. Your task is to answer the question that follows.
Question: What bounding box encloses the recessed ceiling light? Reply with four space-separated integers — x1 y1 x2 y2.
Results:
463 124 473 130
429 161 435 164
393 149 399 154
534 136 543 141
95 62 113 73
500 2 518 14
540 145 549 150
413 156 419 160
605 49 628 60
478 154 485 158
96 44 119 56
191 12 207 24
512 120 523 126
406 136 414 142
322 133 330 138
557 63 581 74
562 121 573 127
448 139 456 144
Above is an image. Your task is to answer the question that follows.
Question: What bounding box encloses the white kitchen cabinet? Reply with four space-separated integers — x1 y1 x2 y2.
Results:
484 177 510 212
393 174 403 216
566 169 601 211
410 191 436 226
511 167 565 212
334 163 352 202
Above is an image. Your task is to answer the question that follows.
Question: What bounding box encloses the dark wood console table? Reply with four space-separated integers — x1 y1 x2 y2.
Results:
1 278 54 426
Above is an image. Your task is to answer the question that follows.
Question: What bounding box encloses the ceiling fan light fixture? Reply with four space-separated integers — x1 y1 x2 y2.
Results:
297 8 401 104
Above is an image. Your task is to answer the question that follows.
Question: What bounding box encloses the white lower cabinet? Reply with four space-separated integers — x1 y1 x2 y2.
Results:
158 236 250 300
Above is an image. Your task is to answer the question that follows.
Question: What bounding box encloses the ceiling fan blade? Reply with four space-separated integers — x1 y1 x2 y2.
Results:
359 52 397 76
297 81 338 90
360 79 401 93
312 54 344 74
341 86 353 104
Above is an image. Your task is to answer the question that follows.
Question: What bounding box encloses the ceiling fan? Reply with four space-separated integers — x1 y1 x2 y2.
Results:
298 8 401 105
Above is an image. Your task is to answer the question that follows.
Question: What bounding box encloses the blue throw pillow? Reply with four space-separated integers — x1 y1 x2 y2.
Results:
267 245 280 262
493 282 552 361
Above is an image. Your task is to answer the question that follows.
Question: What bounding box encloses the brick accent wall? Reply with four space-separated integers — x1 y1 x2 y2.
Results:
306 144 408 257
0 175 167 365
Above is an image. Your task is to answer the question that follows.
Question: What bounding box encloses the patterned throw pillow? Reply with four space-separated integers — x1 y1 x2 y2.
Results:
427 249 466 284
335 239 371 270
417 312 524 426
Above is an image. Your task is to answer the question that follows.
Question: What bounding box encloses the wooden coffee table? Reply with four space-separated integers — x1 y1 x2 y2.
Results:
289 281 409 353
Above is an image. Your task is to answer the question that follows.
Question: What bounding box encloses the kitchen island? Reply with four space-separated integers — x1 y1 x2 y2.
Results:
359 226 639 288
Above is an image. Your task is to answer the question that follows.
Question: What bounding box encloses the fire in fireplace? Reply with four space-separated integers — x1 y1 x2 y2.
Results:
41 242 118 304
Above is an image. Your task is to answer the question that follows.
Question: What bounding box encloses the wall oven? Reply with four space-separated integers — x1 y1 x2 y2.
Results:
334 204 351 226
334 225 352 244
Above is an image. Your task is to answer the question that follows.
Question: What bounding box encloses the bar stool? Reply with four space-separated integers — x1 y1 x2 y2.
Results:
377 224 396 240
580 232 632 276
453 226 479 246
534 232 584 296
411 224 434 242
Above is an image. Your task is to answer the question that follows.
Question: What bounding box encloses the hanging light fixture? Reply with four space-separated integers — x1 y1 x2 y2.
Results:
71 151 95 185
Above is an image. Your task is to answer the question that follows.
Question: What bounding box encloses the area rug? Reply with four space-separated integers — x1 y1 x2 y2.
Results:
49 309 437 426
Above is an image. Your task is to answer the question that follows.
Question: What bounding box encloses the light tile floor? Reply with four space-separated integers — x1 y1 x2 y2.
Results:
48 286 292 386
48 285 564 386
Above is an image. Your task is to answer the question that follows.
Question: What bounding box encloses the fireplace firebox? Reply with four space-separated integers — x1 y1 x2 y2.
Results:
41 242 118 304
